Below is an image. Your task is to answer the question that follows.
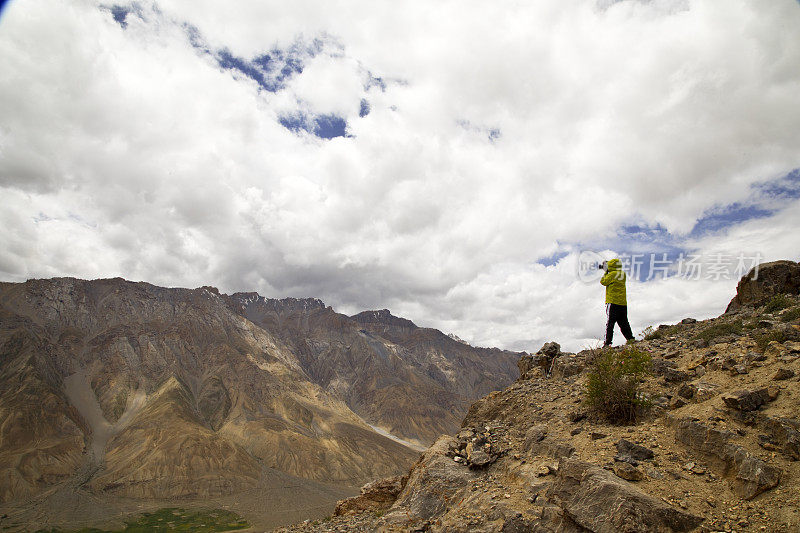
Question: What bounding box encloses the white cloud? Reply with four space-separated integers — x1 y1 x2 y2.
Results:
1 0 799 352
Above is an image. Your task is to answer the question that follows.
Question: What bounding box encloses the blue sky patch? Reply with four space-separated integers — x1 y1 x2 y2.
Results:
110 5 129 27
690 203 773 237
218 49 267 87
314 115 347 139
359 99 371 117
174 20 317 93
214 47 307 93
537 250 569 267
688 167 800 238
365 73 386 92
757 167 800 201
101 3 143 29
280 112 349 139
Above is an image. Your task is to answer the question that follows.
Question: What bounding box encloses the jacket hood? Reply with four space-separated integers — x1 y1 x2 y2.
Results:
607 258 622 270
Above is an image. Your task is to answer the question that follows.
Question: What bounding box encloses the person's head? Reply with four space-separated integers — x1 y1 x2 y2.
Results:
599 258 621 273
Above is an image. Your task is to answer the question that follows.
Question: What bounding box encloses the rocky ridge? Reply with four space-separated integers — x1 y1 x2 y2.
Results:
279 260 800 532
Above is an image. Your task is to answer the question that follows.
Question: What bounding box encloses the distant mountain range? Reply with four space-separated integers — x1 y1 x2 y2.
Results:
0 277 519 528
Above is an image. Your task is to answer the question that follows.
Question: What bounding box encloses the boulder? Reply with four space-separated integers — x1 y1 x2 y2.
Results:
677 383 695 399
726 260 800 313
334 475 408 516
786 340 800 353
721 388 775 412
540 341 561 358
662 368 692 384
616 439 655 461
466 448 494 468
524 425 548 447
669 397 687 410
726 446 782 500
549 457 704 532
694 382 720 402
772 368 795 380
760 416 800 460
613 461 644 481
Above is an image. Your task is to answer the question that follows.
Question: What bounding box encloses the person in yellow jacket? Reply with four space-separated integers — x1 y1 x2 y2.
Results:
600 258 634 346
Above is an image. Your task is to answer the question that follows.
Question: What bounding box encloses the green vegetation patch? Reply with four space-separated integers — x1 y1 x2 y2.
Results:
35 508 249 533
585 346 652 424
642 324 681 341
780 307 800 323
692 319 744 343
765 294 793 313
753 329 795 353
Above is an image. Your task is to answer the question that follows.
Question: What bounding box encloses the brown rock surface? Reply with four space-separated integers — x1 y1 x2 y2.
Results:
333 475 407 516
726 260 800 313
551 457 702 532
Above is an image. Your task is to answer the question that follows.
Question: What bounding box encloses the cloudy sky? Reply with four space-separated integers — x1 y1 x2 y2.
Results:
1 0 799 352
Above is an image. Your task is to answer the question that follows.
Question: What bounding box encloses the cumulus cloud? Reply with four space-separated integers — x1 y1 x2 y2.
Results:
1 0 799 352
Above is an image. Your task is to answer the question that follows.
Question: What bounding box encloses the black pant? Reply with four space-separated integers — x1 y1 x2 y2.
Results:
605 303 633 345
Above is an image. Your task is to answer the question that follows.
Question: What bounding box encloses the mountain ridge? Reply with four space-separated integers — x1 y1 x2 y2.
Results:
0 275 520 530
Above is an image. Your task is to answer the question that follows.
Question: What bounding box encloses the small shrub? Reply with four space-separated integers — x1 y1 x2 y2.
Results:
753 329 794 352
641 325 659 341
641 324 680 341
765 294 793 313
693 320 743 343
585 346 652 424
780 307 800 323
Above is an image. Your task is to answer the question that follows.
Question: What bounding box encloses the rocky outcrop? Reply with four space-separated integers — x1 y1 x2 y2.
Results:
518 341 585 380
381 436 478 525
549 457 703 532
721 387 777 411
672 417 782 499
758 416 800 460
333 475 408 516
726 260 800 313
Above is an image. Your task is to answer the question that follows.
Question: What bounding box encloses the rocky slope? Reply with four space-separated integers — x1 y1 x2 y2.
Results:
282 260 800 532
0 277 518 530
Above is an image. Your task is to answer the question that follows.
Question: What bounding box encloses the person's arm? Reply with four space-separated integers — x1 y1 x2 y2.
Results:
600 271 613 286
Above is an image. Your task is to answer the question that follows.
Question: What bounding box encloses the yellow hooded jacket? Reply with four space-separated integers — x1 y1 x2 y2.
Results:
600 258 627 306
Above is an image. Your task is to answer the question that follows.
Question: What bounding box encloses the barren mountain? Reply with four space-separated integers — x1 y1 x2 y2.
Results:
282 260 800 532
0 277 518 530
231 296 520 447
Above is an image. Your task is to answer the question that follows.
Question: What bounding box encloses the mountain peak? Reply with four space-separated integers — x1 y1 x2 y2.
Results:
231 293 327 313
351 309 417 329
